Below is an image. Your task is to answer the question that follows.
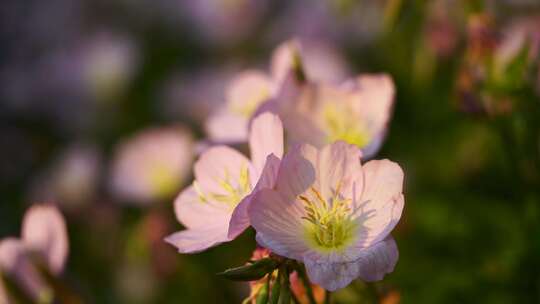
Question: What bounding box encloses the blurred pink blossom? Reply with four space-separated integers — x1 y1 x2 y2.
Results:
0 205 68 303
110 126 195 205
29 144 102 209
248 141 404 291
261 72 395 159
206 39 349 144
165 112 283 253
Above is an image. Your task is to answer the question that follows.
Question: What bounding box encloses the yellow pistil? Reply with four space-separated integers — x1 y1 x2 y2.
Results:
301 186 357 252
322 103 370 148
195 166 251 210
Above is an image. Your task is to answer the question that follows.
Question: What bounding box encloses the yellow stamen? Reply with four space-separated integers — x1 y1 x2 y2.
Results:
196 166 252 210
301 186 357 251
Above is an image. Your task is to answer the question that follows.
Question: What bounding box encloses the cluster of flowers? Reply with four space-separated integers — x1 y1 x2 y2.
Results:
165 40 405 301
0 39 405 303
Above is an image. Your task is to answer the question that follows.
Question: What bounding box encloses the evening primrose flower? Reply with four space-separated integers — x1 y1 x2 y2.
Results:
206 38 348 144
264 73 395 158
110 126 194 205
0 205 68 303
165 112 284 253
248 141 404 291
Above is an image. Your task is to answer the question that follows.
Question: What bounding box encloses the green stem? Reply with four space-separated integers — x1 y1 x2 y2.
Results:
324 290 331 304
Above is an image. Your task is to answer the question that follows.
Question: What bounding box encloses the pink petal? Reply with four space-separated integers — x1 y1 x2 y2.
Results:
304 237 398 291
206 109 248 143
270 39 300 87
249 112 284 176
226 70 272 112
164 221 230 254
248 189 308 260
228 154 281 239
21 205 68 275
253 154 281 190
271 81 328 148
275 144 317 201
194 146 253 196
226 194 254 240
351 74 395 158
355 237 399 282
354 160 404 246
174 185 231 230
315 141 363 201
0 239 45 301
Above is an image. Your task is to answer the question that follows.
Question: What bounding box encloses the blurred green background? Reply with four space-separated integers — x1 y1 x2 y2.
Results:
1 0 540 303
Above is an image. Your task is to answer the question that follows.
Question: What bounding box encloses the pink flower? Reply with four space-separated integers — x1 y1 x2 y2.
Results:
110 125 194 205
206 70 274 143
261 73 395 159
165 112 284 253
0 205 68 303
206 38 348 144
248 141 404 291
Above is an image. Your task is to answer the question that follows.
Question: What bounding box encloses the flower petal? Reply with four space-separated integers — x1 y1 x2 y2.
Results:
0 239 45 301
164 222 230 254
206 110 248 143
249 112 284 176
351 74 395 158
356 237 399 282
174 185 231 229
316 141 363 201
354 160 404 246
270 39 300 86
226 70 272 115
275 144 317 201
304 237 398 291
21 205 68 274
248 189 308 260
194 146 253 196
228 154 281 239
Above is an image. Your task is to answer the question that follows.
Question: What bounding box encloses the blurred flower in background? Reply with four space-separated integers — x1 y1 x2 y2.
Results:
180 0 269 46
81 32 139 104
264 72 395 158
206 39 349 144
0 205 68 303
110 126 194 205
28 144 102 210
206 70 273 144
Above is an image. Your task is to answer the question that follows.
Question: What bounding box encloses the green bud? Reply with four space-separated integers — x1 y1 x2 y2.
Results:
218 258 280 281
256 278 270 304
278 266 291 304
270 273 281 304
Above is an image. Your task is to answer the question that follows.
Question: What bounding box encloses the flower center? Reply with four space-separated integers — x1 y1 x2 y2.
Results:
300 187 357 251
149 164 178 198
322 103 370 148
194 166 251 209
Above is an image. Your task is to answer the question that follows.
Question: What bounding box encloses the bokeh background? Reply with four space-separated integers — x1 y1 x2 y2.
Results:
1 0 540 303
